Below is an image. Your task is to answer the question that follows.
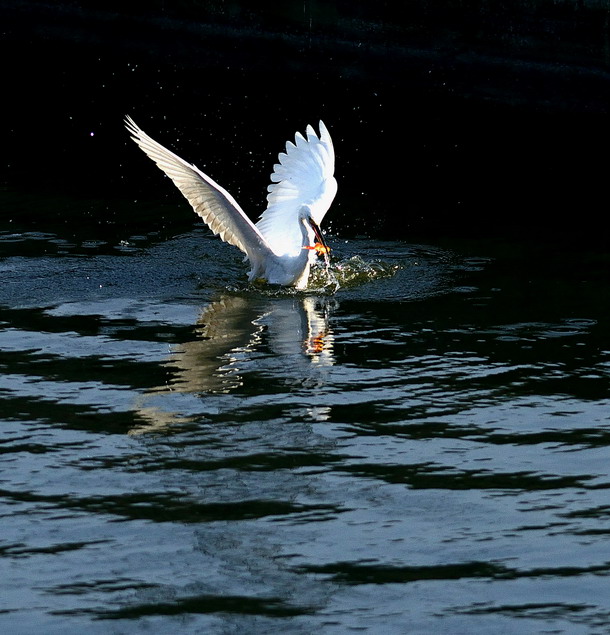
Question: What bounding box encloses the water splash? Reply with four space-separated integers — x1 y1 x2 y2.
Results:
312 255 400 289
229 255 400 296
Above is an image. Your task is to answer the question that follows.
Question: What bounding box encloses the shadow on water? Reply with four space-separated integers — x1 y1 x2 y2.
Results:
131 294 339 433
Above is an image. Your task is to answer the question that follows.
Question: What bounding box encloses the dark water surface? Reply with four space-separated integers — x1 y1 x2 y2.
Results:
3 4 610 630
2 220 610 633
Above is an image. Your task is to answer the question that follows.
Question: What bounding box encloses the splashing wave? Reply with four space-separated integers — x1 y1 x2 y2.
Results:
308 255 400 291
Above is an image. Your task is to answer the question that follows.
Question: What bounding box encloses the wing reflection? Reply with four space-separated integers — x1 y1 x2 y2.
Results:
132 295 337 433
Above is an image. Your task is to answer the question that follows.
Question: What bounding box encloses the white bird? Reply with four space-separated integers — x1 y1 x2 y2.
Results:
125 116 337 289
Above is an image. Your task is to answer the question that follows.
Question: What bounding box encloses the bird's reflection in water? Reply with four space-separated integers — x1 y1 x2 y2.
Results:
132 295 337 433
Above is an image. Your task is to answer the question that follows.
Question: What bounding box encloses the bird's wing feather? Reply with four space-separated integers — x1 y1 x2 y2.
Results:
256 121 337 257
125 116 269 263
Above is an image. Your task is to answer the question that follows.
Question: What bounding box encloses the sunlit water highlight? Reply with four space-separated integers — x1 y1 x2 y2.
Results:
1 226 610 633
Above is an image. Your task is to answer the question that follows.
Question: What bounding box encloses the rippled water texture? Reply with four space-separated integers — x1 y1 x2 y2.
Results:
2 227 610 633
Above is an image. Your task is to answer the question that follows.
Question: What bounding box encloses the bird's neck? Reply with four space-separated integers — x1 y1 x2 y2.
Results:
299 211 315 249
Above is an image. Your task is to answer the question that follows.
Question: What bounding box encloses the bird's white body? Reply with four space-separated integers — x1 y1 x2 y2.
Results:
125 117 337 288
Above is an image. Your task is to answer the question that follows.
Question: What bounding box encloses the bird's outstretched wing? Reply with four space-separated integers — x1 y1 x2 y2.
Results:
256 121 337 257
125 116 269 264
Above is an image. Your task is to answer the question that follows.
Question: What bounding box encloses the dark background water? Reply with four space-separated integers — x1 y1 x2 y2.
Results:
2 2 610 633
4 0 610 241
